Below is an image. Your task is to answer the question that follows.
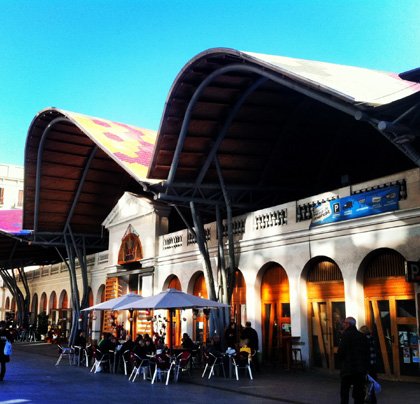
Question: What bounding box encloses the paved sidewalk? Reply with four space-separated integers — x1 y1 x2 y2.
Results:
1 342 418 403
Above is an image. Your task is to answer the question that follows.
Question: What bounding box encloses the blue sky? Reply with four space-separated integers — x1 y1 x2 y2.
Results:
1 0 419 166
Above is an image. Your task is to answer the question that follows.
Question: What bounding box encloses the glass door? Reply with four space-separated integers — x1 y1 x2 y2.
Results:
262 302 291 366
369 298 420 379
310 300 345 370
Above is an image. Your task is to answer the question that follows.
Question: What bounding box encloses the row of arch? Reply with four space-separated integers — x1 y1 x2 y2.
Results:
159 247 416 379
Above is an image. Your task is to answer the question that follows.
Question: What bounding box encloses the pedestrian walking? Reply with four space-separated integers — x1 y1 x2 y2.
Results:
337 317 369 404
0 320 12 381
224 321 238 349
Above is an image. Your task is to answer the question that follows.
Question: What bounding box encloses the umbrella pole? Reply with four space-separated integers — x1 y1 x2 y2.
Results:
169 309 174 353
129 309 134 338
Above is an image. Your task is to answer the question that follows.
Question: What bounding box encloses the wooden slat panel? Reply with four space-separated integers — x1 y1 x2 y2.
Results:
307 281 344 300
102 277 127 334
364 277 413 298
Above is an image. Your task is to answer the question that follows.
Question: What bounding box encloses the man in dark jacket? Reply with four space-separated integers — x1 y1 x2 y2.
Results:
240 321 259 371
0 321 12 381
337 317 369 404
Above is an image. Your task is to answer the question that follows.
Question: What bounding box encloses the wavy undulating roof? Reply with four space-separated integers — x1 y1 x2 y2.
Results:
21 48 420 239
50 109 158 183
243 51 420 106
150 48 420 219
23 108 157 235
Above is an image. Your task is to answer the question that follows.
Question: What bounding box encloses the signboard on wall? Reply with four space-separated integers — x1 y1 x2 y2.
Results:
405 261 420 282
311 185 400 227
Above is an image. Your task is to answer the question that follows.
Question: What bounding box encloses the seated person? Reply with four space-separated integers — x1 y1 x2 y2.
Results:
120 334 135 353
154 337 166 353
153 349 171 371
206 336 223 356
181 333 196 350
74 331 87 348
144 338 156 355
98 333 115 356
239 339 251 355
235 340 251 366
114 334 133 373
133 339 148 359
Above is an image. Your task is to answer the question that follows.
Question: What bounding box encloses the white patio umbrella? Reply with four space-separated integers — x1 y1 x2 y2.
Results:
117 288 228 311
81 293 143 311
117 288 228 350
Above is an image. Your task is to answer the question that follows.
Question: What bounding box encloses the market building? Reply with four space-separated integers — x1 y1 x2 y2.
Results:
1 48 420 381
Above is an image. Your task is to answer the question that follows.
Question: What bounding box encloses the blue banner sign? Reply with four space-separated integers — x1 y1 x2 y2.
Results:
311 185 400 227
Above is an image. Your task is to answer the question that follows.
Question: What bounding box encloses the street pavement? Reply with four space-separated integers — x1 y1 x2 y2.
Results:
0 342 418 403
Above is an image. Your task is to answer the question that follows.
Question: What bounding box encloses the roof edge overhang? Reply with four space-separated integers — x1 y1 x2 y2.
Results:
25 107 160 187
150 48 420 180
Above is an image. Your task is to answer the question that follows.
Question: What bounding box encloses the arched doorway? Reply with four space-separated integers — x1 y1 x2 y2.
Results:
363 249 419 380
40 292 47 313
192 272 208 344
58 290 71 341
167 276 182 347
49 291 57 324
307 257 345 371
260 263 290 366
231 269 246 328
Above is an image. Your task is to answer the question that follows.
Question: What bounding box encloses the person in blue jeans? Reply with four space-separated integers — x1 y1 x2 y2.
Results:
337 317 369 404
0 321 12 381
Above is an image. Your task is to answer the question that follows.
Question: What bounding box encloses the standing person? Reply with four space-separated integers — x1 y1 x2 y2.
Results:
337 317 369 404
240 321 260 371
224 321 237 349
360 325 378 404
0 320 12 381
240 321 259 352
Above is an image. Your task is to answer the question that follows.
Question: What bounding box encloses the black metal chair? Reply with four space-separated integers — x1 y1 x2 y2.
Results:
232 351 253 380
55 345 74 366
174 351 191 382
202 351 226 379
90 347 111 373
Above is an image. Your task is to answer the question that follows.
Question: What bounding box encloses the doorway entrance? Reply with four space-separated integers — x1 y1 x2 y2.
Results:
261 263 290 366
167 276 182 347
231 269 246 328
193 273 208 344
307 258 345 370
364 250 419 380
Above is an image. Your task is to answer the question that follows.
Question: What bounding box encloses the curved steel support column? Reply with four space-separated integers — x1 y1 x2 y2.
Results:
190 201 216 300
214 157 235 297
34 117 71 236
